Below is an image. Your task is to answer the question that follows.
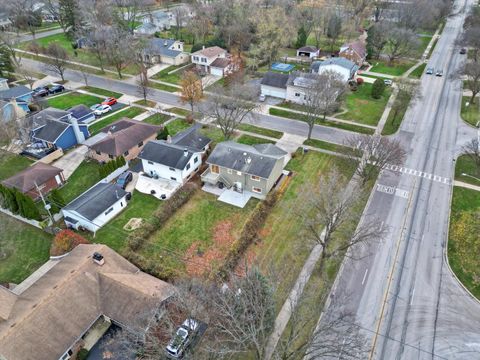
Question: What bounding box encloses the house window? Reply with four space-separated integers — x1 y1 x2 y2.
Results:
251 175 260 181
169 167 175 171
171 177 177 181
96 151 101 155
201 57 207 63
236 171 242 176
252 187 262 194
120 202 123 207
124 150 129 156
211 165 219 174
104 207 114 215
138 141 143 147
295 93 300 97
194 156 199 164
148 161 154 165
108 155 114 159
227 169 232 174
186 163 191 170
193 56 199 61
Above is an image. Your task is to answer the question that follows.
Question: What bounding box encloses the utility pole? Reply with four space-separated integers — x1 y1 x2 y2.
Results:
34 181 53 224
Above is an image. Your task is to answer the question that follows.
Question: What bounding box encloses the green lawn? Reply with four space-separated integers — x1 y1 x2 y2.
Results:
79 86 122 99
238 124 283 139
141 190 256 276
47 92 103 110
86 190 162 251
269 108 375 135
237 134 275 146
448 187 480 299
337 83 392 126
151 64 192 84
370 59 416 76
89 107 146 135
149 81 180 92
57 160 103 203
460 96 480 127
409 63 427 79
168 107 190 117
382 92 412 136
199 126 228 144
166 118 190 135
134 99 156 107
0 213 52 284
142 113 173 125
455 154 480 186
303 139 352 154
427 38 439 59
415 36 433 57
0 151 33 180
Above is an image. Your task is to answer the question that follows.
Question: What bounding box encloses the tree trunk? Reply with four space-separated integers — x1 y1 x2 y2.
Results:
117 66 122 79
307 122 313 140
470 91 477 105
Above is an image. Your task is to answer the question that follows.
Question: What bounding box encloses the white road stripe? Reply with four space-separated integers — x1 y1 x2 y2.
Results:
362 268 369 285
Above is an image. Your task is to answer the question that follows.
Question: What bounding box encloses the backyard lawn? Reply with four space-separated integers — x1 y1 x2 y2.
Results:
89 107 146 135
48 92 103 110
370 59 416 76
448 187 480 299
0 151 33 180
303 139 352 154
460 96 480 127
337 83 392 126
57 160 103 203
0 213 52 284
455 154 480 187
79 86 122 99
166 118 190 135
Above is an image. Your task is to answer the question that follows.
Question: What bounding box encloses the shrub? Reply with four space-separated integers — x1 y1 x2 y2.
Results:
371 78 385 99
51 230 90 256
356 77 364 85
157 126 169 140
76 348 89 360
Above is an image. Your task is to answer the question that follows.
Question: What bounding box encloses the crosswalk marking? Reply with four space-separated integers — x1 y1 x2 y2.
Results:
376 184 410 198
383 164 451 185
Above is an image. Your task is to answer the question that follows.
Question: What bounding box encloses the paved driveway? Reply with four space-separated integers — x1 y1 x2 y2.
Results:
52 145 88 179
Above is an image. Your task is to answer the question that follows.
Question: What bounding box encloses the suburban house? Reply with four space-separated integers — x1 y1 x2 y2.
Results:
311 57 359 82
201 141 287 207
0 80 33 113
191 46 233 77
63 182 128 233
133 22 157 35
0 244 174 360
32 117 89 150
339 40 367 66
142 38 189 65
1 162 65 201
87 119 161 162
68 104 95 124
139 124 211 183
135 10 172 34
296 46 320 58
260 72 289 99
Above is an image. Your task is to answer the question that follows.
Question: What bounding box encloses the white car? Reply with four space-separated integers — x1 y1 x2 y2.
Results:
259 94 266 102
93 104 112 116
166 319 199 358
383 79 393 86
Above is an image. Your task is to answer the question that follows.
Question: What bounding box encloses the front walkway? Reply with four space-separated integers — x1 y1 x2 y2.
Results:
275 133 306 165
52 145 88 179
454 180 480 191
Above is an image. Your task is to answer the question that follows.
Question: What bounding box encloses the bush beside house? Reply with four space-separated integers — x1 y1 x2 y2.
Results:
0 184 41 220
98 157 126 178
50 230 90 256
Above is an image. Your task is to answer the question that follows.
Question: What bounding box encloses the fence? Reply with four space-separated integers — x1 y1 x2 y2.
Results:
37 148 64 164
100 163 129 184
0 206 42 229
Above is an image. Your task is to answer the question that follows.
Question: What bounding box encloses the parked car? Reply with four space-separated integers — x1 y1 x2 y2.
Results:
426 67 434 75
383 79 393 86
436 70 443 77
93 104 112 116
33 86 50 97
49 84 65 94
116 171 133 189
259 94 266 102
166 319 199 358
90 104 101 111
460 48 467 54
101 97 117 106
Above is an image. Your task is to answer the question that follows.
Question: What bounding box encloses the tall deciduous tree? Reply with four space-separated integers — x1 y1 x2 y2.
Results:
104 28 136 79
44 43 69 82
388 78 420 127
180 70 203 114
463 61 480 104
384 27 419 64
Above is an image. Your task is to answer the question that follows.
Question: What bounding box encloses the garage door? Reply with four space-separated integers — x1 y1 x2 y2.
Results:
261 85 286 99
210 67 224 76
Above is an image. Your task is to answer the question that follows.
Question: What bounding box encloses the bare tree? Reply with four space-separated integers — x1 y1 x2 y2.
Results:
7 0 43 39
172 6 187 39
137 62 151 104
326 13 342 52
200 82 259 140
344 134 407 185
460 27 480 62
366 21 389 60
462 138 480 169
388 78 421 128
384 27 419 64
44 43 69 82
302 71 347 140
113 0 151 33
463 61 480 104
104 28 137 79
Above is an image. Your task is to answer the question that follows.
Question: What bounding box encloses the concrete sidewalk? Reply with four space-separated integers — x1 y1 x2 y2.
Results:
454 180 480 191
52 145 88 179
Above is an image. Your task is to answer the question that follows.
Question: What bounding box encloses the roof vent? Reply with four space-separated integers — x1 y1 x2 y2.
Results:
184 148 188 157
246 156 251 164
93 252 105 266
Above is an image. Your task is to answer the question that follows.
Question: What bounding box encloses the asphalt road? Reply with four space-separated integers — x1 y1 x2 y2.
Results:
318 1 480 359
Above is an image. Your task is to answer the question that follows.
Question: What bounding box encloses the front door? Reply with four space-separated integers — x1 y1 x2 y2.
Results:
211 165 219 174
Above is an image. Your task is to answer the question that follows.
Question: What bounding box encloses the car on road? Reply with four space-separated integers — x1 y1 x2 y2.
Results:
33 86 50 97
101 97 117 106
93 104 112 116
49 84 65 94
116 171 133 189
166 319 199 358
383 79 393 86
426 67 434 75
460 48 467 54
259 94 266 102
436 70 443 77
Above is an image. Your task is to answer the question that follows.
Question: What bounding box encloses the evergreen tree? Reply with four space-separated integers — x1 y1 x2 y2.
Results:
295 26 308 49
371 78 386 99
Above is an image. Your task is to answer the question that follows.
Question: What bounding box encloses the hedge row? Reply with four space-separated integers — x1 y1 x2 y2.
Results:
217 192 278 280
123 249 179 281
99 156 126 179
0 183 41 220
126 182 198 252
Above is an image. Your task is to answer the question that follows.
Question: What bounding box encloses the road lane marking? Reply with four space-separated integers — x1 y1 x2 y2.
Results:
410 287 415 306
376 184 409 199
384 164 451 185
362 268 369 285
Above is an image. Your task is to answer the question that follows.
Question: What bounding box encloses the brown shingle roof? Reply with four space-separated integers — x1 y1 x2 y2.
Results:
210 57 230 69
0 244 174 360
1 162 63 193
340 40 366 59
192 46 227 58
91 118 161 157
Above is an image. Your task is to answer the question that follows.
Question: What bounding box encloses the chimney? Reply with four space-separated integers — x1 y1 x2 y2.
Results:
164 40 168 46
202 45 205 50
167 134 172 143
68 116 85 144
184 148 188 157
92 252 105 266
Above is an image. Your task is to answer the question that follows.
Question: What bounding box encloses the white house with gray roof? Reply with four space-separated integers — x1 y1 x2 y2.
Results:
142 38 189 66
201 141 287 207
310 57 358 82
63 182 128 233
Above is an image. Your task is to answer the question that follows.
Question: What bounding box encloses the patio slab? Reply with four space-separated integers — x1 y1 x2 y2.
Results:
218 189 252 208
135 173 180 200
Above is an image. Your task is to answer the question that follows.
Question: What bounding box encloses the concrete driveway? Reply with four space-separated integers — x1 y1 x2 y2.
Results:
52 145 88 179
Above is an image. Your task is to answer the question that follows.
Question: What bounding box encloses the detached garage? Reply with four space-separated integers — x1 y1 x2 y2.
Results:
260 72 289 100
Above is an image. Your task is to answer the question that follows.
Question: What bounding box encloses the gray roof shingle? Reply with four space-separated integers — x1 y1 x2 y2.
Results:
261 72 290 89
64 182 127 221
139 141 194 170
311 57 359 72
33 120 69 143
1 163 63 193
206 141 286 179
0 85 32 100
171 124 211 152
68 104 93 121
145 38 183 58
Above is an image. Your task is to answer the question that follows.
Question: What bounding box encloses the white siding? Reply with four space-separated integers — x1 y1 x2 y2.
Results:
286 85 308 104
210 67 224 76
261 85 287 99
316 64 351 82
142 152 202 183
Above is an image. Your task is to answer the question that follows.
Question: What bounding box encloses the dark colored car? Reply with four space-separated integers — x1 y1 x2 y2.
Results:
49 84 65 94
102 97 117 106
460 48 467 55
116 171 133 189
33 86 50 97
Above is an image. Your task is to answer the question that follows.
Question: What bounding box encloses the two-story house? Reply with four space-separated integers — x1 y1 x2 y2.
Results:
339 41 367 67
142 38 189 66
191 46 233 77
201 141 287 207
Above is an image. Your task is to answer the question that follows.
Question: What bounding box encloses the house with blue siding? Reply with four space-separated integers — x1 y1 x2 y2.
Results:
33 119 89 150
0 79 33 113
